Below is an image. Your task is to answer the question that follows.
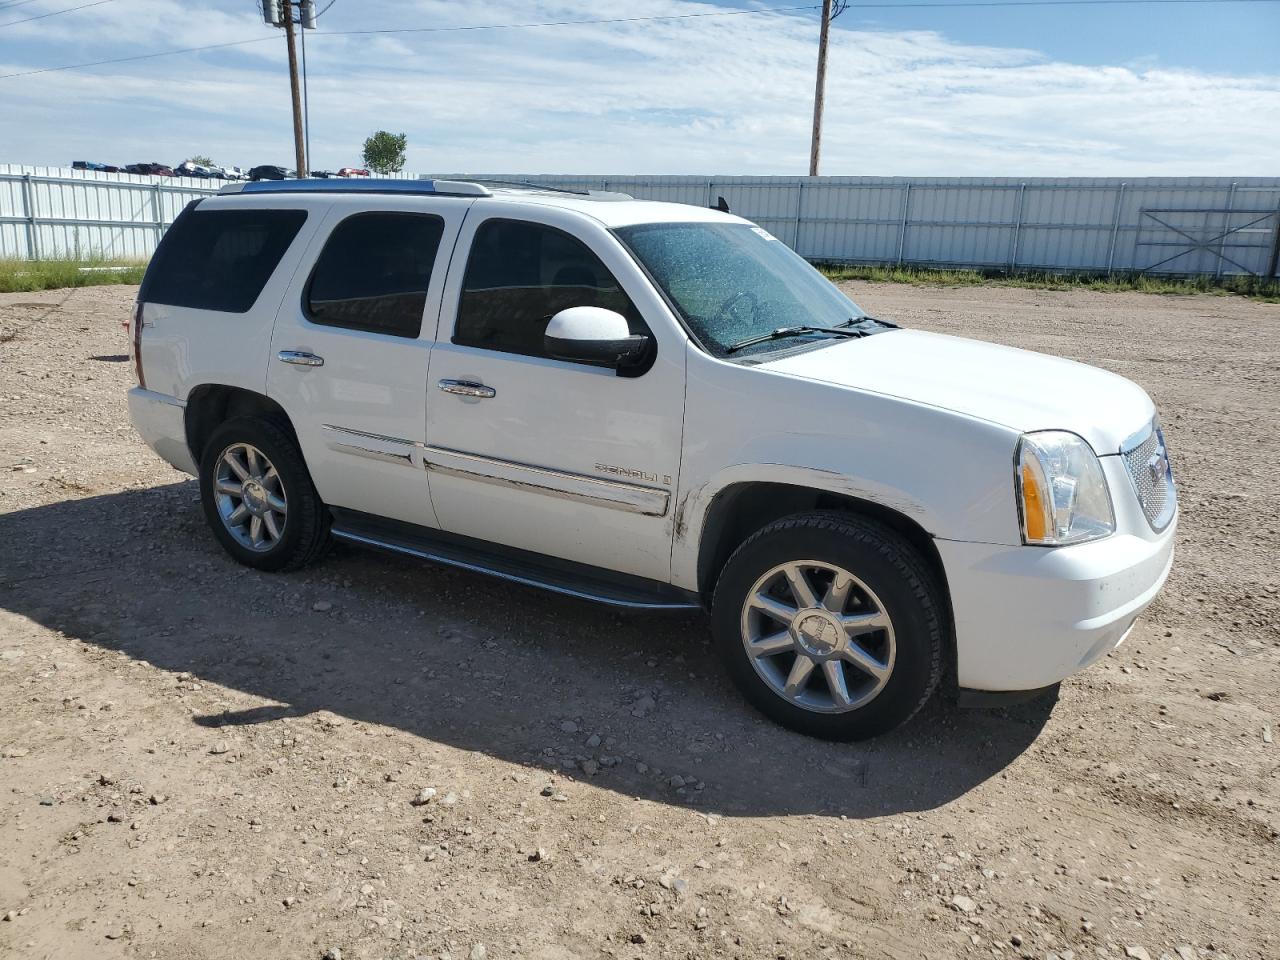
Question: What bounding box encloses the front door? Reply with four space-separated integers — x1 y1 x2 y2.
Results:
424 207 687 583
268 195 472 527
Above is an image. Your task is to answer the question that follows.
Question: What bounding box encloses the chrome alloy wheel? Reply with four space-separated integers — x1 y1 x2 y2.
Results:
213 442 287 552
739 561 896 714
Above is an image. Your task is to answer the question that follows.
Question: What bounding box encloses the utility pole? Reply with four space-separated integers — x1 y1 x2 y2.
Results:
261 1 314 177
282 0 307 177
809 1 848 177
808 0 832 177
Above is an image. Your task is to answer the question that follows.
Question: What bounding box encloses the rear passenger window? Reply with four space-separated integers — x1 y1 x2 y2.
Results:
305 212 444 338
454 219 643 358
141 206 307 313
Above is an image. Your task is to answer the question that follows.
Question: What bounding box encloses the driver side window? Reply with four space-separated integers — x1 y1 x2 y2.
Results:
453 219 645 358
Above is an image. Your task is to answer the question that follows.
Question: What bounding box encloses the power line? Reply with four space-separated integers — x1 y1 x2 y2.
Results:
313 0 1280 31
0 3 819 80
314 4 820 37
2 0 1277 81
0 35 276 80
310 0 1280 35
0 0 113 28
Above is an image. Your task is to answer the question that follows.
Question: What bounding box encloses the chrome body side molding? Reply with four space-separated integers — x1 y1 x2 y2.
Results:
321 424 417 466
318 430 671 516
421 445 670 517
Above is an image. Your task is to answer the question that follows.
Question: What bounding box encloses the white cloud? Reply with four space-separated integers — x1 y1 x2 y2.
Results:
1 0 1277 174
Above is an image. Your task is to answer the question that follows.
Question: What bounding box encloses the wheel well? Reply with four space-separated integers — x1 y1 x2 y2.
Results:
695 482 954 661
184 385 297 463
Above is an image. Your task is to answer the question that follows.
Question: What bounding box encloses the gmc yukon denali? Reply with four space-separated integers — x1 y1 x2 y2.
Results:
127 178 1176 740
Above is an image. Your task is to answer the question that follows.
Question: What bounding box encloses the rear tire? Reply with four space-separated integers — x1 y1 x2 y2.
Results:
198 416 330 572
711 511 945 740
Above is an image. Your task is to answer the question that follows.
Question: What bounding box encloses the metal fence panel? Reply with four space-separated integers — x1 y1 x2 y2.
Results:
448 173 1277 276
2 166 1277 277
0 164 219 260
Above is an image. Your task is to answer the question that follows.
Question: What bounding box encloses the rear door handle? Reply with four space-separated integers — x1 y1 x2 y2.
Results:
277 350 324 367
438 379 496 399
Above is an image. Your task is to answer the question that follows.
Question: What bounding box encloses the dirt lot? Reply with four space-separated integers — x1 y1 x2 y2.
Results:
0 281 1277 960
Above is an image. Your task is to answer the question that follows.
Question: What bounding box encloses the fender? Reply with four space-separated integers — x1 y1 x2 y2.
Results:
671 463 943 592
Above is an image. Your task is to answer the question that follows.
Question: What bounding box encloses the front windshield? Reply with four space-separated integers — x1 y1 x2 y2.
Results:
615 221 867 357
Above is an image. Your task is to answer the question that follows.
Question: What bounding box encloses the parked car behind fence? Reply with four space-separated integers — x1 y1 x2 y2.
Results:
125 163 176 177
248 165 289 181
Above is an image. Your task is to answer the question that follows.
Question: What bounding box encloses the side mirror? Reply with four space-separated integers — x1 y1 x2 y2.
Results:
544 307 649 369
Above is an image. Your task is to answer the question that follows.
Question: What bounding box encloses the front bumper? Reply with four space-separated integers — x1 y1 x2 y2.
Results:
127 387 197 476
937 520 1176 691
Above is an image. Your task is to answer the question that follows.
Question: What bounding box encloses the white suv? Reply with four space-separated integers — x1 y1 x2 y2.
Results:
127 178 1177 740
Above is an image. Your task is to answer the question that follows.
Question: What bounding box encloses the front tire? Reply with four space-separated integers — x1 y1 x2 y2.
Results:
711 512 945 740
198 416 330 572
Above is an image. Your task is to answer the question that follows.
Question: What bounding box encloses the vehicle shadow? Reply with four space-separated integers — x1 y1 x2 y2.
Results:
0 481 1057 818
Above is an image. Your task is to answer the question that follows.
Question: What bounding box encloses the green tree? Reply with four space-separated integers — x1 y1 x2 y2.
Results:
188 155 214 167
361 131 407 175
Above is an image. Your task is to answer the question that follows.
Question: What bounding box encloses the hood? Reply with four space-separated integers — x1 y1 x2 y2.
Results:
759 329 1153 454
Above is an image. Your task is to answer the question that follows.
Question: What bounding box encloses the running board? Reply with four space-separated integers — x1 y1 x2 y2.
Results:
329 510 703 612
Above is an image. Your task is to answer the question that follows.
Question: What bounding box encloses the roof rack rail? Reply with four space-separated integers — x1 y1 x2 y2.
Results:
220 179 491 197
420 176 634 201
460 178 590 196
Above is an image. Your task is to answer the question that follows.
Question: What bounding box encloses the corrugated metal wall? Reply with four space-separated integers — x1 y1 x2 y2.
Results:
3 166 1278 276
448 175 1280 277
0 165 217 261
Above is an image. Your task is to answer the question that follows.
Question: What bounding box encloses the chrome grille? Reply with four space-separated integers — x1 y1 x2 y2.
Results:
1121 420 1176 531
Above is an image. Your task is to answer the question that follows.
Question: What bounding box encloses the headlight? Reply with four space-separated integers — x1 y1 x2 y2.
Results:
1016 431 1115 546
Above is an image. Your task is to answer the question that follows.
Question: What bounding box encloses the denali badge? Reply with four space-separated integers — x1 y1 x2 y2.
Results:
595 463 670 485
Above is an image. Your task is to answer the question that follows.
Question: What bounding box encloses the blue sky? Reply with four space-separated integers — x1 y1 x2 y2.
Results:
2 0 1278 174
849 1 1276 72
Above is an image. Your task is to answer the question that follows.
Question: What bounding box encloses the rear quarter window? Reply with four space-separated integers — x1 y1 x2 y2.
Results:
140 204 307 313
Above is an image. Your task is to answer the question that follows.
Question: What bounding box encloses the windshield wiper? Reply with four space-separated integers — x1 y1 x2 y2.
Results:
836 315 899 330
724 325 864 354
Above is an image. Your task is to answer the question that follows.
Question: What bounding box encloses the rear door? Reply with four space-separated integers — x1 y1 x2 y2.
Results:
267 194 472 527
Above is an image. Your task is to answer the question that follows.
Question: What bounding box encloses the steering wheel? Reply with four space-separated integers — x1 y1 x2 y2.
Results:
713 290 761 329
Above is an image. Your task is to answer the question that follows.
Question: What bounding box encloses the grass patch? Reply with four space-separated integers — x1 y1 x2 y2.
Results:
0 258 148 293
818 263 1280 302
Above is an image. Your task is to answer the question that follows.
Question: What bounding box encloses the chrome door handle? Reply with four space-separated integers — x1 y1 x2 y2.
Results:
438 379 495 399
277 350 324 367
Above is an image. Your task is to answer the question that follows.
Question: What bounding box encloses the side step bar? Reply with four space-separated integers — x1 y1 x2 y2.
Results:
329 510 703 613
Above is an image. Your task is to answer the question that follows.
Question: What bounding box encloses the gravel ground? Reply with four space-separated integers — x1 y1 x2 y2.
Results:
0 281 1277 960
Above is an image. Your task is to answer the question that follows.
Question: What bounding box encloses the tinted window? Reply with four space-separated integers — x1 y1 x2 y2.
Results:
140 204 306 313
305 212 445 338
454 219 643 357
